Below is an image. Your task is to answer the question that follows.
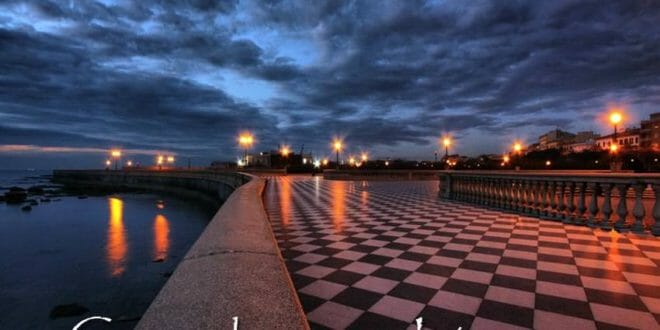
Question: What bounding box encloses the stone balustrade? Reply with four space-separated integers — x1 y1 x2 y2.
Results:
439 171 660 236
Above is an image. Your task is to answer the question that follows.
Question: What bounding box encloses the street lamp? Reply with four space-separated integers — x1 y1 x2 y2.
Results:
442 137 451 158
361 152 368 166
513 142 522 154
157 155 164 170
105 159 111 169
609 111 622 146
280 146 290 157
238 132 254 166
110 150 122 170
333 139 343 169
167 156 175 166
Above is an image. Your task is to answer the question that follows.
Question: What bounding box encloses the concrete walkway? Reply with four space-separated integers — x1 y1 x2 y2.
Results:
264 176 660 329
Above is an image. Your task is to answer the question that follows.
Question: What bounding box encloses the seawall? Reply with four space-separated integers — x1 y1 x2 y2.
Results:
52 170 308 329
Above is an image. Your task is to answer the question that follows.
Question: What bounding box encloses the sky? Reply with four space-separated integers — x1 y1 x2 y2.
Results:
1 0 660 169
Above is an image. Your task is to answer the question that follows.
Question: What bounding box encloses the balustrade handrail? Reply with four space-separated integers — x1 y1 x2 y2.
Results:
438 171 660 236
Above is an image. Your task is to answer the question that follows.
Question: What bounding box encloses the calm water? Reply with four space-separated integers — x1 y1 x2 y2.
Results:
0 171 212 329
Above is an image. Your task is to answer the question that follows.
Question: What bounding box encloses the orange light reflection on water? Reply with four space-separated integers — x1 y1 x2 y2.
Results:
107 197 127 277
153 214 170 260
331 181 346 232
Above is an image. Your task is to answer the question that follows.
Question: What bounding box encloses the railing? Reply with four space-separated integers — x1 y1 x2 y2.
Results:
438 171 660 236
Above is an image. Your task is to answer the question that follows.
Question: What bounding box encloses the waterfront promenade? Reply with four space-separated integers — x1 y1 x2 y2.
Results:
264 176 660 329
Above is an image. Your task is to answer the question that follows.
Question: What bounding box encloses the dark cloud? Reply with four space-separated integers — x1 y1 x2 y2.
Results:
1 0 660 168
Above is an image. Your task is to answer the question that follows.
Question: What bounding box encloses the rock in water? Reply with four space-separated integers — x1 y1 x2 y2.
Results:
27 186 45 195
49 303 89 319
5 187 27 204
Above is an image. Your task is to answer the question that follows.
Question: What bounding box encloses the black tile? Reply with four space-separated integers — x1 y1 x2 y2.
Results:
323 270 365 286
388 282 437 304
418 240 446 249
298 292 326 313
500 256 537 269
441 278 489 298
537 270 582 286
459 260 498 273
359 254 393 265
313 247 343 256
577 266 627 281
584 288 648 311
418 306 473 330
472 246 505 256
332 287 383 310
399 251 432 262
350 244 379 253
436 249 469 259
630 283 660 298
417 263 457 277
385 242 414 251
506 243 538 253
371 267 411 281
318 257 353 269
535 293 593 320
309 321 332 330
477 300 534 328
490 274 536 292
347 312 408 330
286 260 312 273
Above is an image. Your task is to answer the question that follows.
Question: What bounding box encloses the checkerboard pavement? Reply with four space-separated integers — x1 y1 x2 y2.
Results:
263 176 660 329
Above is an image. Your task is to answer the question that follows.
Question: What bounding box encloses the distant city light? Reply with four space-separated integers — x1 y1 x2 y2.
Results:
167 156 175 163
322 158 329 166
110 150 122 158
313 160 321 168
361 152 368 162
303 158 308 164
105 160 111 166
385 161 389 166
545 160 551 166
503 155 510 163
349 156 356 165
126 160 133 166
157 155 164 165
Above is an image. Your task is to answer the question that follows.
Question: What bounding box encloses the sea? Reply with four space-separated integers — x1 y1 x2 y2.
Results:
0 170 213 329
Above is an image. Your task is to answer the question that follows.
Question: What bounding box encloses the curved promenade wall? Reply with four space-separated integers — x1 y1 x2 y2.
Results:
52 170 308 329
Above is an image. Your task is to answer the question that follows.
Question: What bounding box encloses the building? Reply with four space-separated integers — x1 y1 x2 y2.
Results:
538 129 575 150
595 128 641 150
564 131 599 153
640 112 660 151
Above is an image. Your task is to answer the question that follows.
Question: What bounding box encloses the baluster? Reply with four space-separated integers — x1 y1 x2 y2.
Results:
533 181 542 216
541 181 549 217
587 182 600 227
576 182 587 225
614 183 630 231
483 178 490 206
600 183 613 229
527 180 536 214
652 183 660 236
502 179 510 209
495 179 502 208
631 182 646 233
520 180 527 212
557 181 567 221
548 181 557 218
511 179 519 211
565 181 576 224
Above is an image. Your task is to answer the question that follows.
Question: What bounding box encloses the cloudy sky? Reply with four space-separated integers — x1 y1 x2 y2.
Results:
1 0 660 169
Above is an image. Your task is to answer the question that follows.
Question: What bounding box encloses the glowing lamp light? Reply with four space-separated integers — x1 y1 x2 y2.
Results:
545 160 551 166
610 144 618 153
361 153 368 162
157 155 164 165
127 160 133 167
513 143 522 153
609 112 622 125
238 133 254 147
322 159 329 166
313 160 321 168
111 150 122 158
167 156 175 163
349 157 356 165
385 161 389 166
280 146 290 157
333 140 342 151
105 160 111 166
503 155 510 163
443 138 451 147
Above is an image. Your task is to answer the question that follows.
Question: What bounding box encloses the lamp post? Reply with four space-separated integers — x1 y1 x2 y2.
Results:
238 133 254 166
361 152 368 167
167 156 175 168
443 138 451 158
609 111 623 171
333 140 342 169
280 145 290 168
110 150 121 170
157 155 164 170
